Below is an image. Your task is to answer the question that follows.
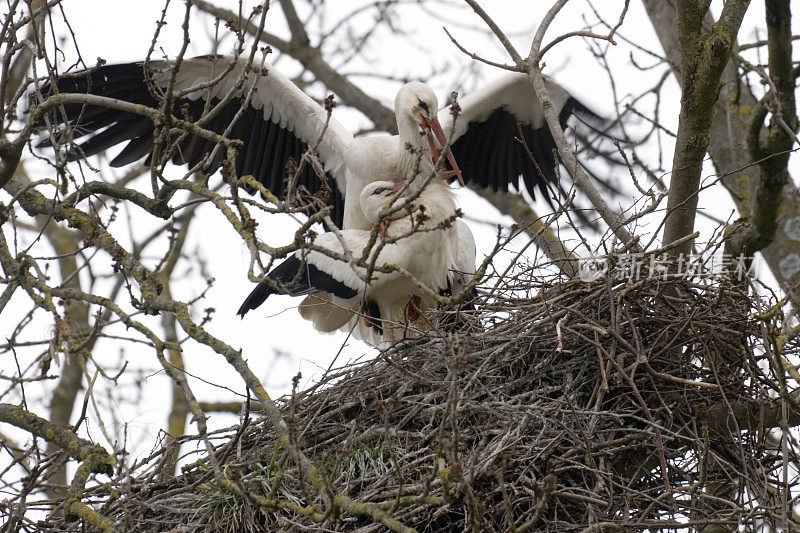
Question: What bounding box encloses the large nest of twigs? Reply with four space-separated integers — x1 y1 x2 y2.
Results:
54 267 793 531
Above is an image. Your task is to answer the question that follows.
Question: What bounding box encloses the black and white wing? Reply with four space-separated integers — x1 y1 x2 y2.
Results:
38 56 353 226
236 230 408 317
236 246 360 317
440 73 616 203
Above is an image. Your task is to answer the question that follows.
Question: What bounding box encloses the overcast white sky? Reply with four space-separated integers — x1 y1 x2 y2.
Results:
2 0 798 472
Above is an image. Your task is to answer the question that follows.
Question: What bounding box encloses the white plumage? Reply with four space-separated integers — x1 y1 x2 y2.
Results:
41 55 613 341
238 179 477 346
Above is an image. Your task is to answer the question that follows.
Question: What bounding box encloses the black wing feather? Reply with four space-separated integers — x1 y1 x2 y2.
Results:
450 102 618 219
37 60 346 227
237 255 359 317
77 118 153 158
240 107 265 178
110 135 154 167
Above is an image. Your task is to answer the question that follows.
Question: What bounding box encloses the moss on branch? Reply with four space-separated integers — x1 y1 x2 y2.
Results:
663 0 751 256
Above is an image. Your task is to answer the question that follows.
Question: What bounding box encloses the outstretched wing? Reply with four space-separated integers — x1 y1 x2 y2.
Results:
439 73 618 205
37 56 353 226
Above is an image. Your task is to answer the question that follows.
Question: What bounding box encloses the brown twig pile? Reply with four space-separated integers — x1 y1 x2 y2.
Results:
42 266 799 532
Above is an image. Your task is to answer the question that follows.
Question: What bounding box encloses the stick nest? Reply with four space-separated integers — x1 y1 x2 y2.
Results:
50 268 797 532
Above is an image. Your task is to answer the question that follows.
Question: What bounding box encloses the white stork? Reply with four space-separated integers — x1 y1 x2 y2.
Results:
236 179 476 346
39 54 612 230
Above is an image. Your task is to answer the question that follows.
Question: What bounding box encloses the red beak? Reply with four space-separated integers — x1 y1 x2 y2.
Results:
423 117 464 186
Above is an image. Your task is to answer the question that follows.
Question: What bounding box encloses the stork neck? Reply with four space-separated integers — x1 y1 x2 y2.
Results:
396 114 427 151
396 115 436 181
411 179 456 219
380 180 456 236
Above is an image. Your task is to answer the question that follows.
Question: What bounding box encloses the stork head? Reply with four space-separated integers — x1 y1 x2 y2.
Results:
395 82 463 185
395 82 439 127
359 180 406 224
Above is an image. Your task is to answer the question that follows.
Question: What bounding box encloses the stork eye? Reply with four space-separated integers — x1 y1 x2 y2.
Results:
418 100 429 113
372 187 389 195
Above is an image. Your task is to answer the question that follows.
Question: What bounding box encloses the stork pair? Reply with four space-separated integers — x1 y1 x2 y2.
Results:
39 55 608 345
